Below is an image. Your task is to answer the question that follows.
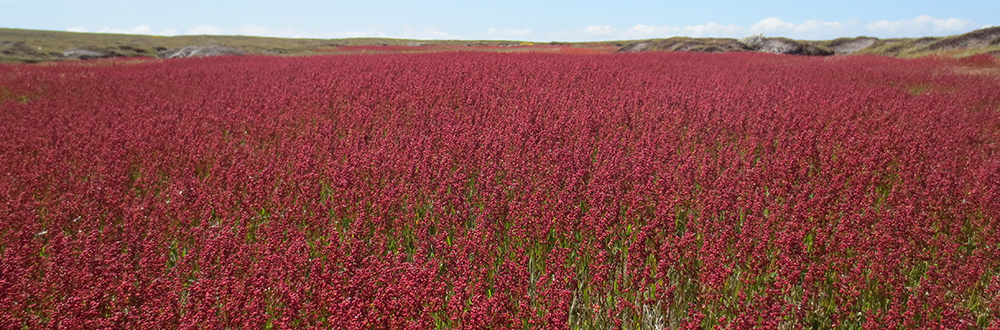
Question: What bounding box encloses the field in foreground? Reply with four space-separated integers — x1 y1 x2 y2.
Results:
1 53 999 329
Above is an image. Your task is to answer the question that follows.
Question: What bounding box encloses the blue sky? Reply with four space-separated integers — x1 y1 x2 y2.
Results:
2 0 997 41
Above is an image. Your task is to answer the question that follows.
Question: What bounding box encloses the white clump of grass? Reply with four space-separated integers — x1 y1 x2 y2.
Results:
741 34 766 49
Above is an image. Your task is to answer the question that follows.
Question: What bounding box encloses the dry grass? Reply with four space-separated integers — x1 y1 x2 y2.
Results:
617 37 751 53
621 27 1000 59
0 28 620 63
851 27 1000 58
4 26 1000 64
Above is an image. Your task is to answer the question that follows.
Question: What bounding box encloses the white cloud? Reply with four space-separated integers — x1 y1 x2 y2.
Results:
400 27 459 40
553 22 744 41
550 25 620 41
749 17 795 34
90 25 178 36
554 22 748 41
97 25 153 35
187 25 227 35
484 28 532 39
57 15 985 43
79 24 387 39
747 17 857 39
548 15 980 41
620 22 744 39
619 24 662 39
742 15 976 39
795 20 847 34
187 25 383 39
232 26 344 39
234 25 277 36
334 30 388 38
580 25 618 36
684 23 745 37
867 15 976 36
582 25 617 36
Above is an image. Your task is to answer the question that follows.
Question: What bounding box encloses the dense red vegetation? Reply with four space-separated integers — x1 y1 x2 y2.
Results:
1 52 999 329
317 44 618 55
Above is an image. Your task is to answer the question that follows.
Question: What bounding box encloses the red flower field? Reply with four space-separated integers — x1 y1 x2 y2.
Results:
1 52 999 329
315 44 619 55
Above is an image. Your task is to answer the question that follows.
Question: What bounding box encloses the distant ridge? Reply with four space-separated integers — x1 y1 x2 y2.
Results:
616 26 1000 57
1 26 998 64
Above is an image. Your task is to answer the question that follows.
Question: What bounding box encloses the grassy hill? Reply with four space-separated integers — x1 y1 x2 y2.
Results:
0 28 624 63
1 26 999 64
616 26 1000 57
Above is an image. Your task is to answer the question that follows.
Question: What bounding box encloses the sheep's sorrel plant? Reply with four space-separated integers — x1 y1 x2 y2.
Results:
1 52 999 329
